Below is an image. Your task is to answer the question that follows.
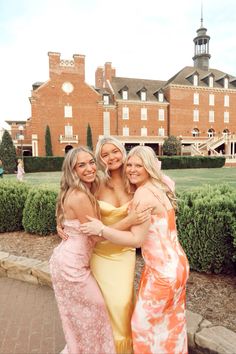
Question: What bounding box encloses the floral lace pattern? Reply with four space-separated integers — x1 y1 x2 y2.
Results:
50 220 115 354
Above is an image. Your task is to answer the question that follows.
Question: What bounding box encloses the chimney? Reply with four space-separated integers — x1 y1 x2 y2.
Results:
73 54 85 81
95 67 104 88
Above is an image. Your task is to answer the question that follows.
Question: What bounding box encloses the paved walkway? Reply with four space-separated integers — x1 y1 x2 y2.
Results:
0 278 65 354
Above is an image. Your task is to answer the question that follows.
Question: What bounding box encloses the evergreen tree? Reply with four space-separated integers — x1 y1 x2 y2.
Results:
0 130 17 173
45 125 53 156
86 124 93 151
163 135 182 156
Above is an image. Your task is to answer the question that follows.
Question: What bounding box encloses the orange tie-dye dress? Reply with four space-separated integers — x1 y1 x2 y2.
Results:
131 207 189 354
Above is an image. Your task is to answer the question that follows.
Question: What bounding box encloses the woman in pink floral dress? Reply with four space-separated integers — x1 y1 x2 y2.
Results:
81 146 189 354
50 147 115 354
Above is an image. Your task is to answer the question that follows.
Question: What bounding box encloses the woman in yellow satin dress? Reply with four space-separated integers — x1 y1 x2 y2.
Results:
91 137 136 353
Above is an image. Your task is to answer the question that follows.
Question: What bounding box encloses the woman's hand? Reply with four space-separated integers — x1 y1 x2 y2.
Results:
127 201 152 226
80 217 104 236
57 224 69 240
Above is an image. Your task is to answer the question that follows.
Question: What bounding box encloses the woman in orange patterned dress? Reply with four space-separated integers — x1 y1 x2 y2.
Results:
81 145 189 354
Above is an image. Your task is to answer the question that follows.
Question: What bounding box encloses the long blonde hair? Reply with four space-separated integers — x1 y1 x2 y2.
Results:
124 146 177 210
56 147 100 226
95 136 127 186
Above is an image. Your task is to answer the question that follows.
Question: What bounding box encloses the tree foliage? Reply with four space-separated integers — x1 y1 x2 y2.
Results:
0 130 17 173
45 125 53 156
163 135 182 156
86 123 93 151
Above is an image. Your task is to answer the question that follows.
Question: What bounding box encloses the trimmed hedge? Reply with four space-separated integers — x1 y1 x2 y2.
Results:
177 184 236 274
0 180 30 232
22 186 58 236
23 156 64 173
158 156 225 169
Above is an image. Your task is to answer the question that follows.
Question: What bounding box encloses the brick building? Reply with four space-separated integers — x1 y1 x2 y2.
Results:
6 18 236 157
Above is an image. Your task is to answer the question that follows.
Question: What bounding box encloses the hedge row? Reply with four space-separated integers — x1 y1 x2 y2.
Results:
0 180 235 273
24 156 64 173
23 155 225 173
158 156 225 169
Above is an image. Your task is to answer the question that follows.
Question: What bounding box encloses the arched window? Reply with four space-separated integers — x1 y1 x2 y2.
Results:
192 128 199 137
207 128 215 138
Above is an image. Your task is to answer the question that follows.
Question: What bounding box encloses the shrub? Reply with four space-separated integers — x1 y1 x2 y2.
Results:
0 180 30 232
177 184 236 274
163 135 181 156
22 186 58 236
0 130 17 173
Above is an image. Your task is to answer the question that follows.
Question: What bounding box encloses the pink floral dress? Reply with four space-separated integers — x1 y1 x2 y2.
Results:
50 219 115 354
131 204 189 354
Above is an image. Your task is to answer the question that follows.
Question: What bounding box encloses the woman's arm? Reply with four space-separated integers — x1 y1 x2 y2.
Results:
80 188 152 247
110 202 152 231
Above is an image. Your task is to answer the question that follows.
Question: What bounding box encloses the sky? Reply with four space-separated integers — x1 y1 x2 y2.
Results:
0 0 236 128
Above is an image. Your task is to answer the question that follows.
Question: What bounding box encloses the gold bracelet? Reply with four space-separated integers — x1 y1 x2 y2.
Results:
98 224 106 237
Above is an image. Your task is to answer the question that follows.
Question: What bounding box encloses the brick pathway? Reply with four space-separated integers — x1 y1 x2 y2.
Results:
0 278 65 354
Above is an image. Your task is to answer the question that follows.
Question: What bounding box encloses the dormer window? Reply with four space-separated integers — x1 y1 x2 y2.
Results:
141 91 146 101
224 77 229 89
158 92 164 102
193 75 198 86
122 90 128 100
209 76 214 88
103 94 109 105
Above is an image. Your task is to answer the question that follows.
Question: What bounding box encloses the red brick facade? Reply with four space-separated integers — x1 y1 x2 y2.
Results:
6 21 236 157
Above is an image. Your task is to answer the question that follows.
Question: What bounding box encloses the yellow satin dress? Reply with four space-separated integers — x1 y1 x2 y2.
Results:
90 201 136 354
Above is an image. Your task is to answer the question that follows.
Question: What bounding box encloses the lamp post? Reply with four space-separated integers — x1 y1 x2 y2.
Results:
18 125 24 160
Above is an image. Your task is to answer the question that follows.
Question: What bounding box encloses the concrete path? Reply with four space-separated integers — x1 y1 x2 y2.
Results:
0 278 65 354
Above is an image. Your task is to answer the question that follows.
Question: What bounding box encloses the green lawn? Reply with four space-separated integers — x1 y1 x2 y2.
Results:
2 167 236 192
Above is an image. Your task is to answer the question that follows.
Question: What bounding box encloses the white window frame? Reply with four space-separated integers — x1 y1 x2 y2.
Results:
193 92 199 105
65 125 73 137
224 78 229 89
208 129 215 138
193 75 198 86
158 108 165 121
103 111 110 135
209 110 215 122
209 76 214 88
158 127 165 136
103 95 109 105
122 90 128 100
122 126 129 136
224 111 229 123
158 92 164 102
122 107 129 120
224 95 229 107
209 94 215 106
141 91 146 101
64 105 72 118
192 128 199 137
141 107 147 120
141 127 147 136
193 109 199 122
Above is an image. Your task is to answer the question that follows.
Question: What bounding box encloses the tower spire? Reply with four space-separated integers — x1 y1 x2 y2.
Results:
200 1 203 27
192 3 211 71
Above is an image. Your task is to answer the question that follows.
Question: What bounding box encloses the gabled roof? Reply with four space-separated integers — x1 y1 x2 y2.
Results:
110 77 166 102
164 66 236 89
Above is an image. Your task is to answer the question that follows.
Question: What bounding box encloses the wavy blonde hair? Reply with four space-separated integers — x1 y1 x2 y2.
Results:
124 146 177 210
56 146 100 226
95 136 127 187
